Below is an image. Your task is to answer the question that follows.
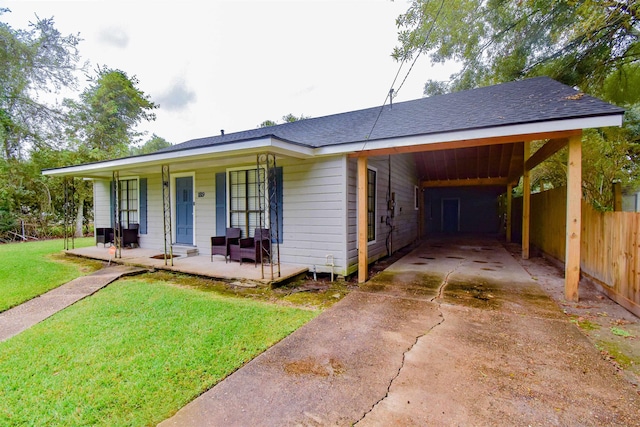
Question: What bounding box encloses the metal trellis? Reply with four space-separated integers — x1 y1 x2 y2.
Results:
112 171 121 259
62 177 76 250
162 165 173 266
256 153 281 280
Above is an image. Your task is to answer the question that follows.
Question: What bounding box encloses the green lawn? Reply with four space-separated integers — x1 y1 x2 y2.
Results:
0 278 317 426
0 238 98 312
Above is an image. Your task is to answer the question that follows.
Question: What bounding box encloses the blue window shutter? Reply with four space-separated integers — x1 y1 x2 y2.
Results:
215 172 226 236
109 181 115 228
139 178 147 234
269 167 283 243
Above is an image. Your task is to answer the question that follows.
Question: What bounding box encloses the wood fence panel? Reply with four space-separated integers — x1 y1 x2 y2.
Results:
530 188 566 261
526 187 639 315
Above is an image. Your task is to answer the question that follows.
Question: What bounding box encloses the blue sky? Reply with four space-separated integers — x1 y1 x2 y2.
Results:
4 1 456 145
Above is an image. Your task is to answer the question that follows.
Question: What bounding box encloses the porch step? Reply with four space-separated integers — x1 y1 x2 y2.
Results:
171 245 199 257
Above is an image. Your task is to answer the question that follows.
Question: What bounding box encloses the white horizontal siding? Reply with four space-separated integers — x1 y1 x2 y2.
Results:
93 180 111 228
139 174 164 251
92 157 351 274
278 156 348 275
346 154 419 274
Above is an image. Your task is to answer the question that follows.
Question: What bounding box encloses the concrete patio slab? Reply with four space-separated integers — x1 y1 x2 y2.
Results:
66 246 308 286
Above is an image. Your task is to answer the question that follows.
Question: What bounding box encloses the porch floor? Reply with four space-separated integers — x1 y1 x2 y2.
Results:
65 245 308 286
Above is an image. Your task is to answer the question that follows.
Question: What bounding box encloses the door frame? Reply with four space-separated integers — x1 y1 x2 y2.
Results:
172 172 196 245
441 197 460 233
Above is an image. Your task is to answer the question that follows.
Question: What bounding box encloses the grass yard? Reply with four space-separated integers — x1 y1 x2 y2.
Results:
0 238 99 312
0 278 317 426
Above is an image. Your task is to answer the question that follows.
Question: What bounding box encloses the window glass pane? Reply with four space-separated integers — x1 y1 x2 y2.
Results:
228 168 266 237
118 178 138 229
367 169 376 241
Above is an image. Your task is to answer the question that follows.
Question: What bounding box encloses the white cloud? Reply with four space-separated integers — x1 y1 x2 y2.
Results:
155 78 196 111
98 26 129 48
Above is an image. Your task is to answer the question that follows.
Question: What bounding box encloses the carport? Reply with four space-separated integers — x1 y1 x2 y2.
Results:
351 78 624 302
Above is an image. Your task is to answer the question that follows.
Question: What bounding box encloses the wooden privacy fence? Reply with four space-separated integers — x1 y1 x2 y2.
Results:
513 187 640 316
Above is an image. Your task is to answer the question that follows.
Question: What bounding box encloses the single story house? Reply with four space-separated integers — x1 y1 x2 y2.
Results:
44 77 623 297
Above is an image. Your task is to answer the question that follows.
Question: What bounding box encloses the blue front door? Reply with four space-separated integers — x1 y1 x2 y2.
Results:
175 176 193 244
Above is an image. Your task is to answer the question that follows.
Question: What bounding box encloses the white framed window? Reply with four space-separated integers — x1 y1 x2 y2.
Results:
118 178 138 228
367 167 376 243
227 167 267 238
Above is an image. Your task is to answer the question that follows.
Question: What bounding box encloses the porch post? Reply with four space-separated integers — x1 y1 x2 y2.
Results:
357 156 368 283
506 184 513 243
565 133 582 301
522 141 531 259
112 170 121 259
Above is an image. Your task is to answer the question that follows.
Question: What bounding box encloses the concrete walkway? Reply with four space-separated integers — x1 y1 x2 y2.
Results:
159 238 640 426
0 265 145 342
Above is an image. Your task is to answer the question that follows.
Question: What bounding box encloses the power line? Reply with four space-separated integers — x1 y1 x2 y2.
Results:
363 0 446 145
394 0 446 97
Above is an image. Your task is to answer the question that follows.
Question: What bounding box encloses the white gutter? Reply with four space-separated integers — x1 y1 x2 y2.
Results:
314 115 623 156
43 136 315 177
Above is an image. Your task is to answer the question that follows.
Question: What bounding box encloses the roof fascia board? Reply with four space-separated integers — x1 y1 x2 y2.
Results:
43 137 314 177
317 114 623 157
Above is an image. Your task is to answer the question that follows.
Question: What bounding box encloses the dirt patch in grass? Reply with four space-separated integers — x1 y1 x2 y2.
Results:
136 270 355 310
49 253 104 273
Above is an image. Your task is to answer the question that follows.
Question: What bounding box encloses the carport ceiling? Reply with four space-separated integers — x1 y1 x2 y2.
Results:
415 141 525 187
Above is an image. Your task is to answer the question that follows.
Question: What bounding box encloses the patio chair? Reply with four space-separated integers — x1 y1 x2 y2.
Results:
229 228 270 266
96 227 113 247
121 223 139 248
211 227 241 262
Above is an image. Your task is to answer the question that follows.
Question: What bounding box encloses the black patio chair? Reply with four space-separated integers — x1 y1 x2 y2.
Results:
96 227 113 247
229 228 270 266
211 227 241 262
114 223 139 248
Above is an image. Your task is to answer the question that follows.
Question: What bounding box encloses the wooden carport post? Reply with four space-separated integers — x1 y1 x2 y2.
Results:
506 184 513 243
357 156 369 283
522 141 531 259
565 133 582 301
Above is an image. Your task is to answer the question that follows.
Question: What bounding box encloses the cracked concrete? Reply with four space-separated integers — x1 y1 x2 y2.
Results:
159 237 640 426
355 256 464 425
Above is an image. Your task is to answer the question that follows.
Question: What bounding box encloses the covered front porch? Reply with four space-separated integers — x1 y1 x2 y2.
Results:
65 245 308 286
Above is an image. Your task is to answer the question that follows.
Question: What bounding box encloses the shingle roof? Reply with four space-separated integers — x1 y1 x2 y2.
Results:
160 77 623 154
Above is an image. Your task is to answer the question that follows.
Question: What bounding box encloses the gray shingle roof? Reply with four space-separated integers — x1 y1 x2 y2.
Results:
160 77 623 154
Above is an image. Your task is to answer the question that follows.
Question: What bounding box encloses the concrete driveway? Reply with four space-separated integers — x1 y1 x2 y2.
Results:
159 237 640 426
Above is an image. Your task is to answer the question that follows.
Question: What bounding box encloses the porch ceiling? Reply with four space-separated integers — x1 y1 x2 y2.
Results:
415 141 525 187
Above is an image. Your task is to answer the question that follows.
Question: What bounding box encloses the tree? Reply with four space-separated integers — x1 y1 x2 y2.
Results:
63 67 158 235
282 113 310 123
259 119 278 128
0 10 83 240
65 67 158 161
131 134 172 155
259 113 309 128
395 0 640 209
0 9 83 159
395 0 640 103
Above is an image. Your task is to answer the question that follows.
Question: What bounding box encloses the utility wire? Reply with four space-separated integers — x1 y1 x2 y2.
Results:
395 0 446 97
363 0 446 146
